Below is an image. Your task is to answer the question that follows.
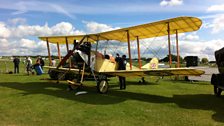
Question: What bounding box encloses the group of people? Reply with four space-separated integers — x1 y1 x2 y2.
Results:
13 53 127 89
115 53 127 90
13 56 45 75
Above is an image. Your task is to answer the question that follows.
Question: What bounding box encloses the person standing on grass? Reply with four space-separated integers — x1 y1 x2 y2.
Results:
51 58 56 67
36 56 45 70
25 57 33 75
13 56 20 74
120 55 127 89
115 53 127 90
40 57 45 70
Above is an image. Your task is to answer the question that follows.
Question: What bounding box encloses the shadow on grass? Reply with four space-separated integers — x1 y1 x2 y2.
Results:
109 80 158 89
0 82 125 105
170 80 210 85
0 81 224 123
109 89 224 123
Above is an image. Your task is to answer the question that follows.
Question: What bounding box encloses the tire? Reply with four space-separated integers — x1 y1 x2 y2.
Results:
97 80 109 94
57 72 65 80
65 71 76 80
142 77 145 84
49 69 59 80
214 86 222 97
211 74 218 85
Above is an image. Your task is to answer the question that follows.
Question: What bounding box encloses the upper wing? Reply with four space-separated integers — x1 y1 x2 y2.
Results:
39 16 202 44
100 68 205 77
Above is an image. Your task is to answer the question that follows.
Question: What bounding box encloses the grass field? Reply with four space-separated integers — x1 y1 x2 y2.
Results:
0 60 224 126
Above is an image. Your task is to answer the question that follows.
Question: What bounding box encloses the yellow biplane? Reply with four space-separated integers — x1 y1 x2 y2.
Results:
39 16 205 93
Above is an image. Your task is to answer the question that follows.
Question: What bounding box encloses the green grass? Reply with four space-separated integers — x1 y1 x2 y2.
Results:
0 60 224 126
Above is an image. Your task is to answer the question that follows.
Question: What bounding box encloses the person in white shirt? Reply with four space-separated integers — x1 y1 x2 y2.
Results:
26 57 33 75
51 58 56 67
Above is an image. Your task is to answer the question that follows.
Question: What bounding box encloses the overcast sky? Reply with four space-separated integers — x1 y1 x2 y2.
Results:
0 0 224 60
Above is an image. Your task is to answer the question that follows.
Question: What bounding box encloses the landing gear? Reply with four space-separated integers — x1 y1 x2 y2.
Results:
211 74 224 97
97 80 109 94
214 86 222 97
138 77 145 84
97 75 108 94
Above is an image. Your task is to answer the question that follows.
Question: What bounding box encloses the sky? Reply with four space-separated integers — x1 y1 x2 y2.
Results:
0 0 224 61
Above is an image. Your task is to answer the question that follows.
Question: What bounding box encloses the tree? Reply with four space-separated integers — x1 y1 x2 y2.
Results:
201 58 209 64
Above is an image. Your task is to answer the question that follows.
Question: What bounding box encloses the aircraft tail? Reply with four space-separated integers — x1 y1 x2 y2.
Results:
141 58 159 69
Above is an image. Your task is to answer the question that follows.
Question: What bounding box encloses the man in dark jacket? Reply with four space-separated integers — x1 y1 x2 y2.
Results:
115 54 127 89
40 57 45 70
13 56 20 73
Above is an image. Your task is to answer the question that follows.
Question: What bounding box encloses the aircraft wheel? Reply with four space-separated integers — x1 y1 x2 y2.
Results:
214 86 222 97
97 80 109 94
67 85 78 91
58 72 65 80
142 77 145 84
49 69 59 80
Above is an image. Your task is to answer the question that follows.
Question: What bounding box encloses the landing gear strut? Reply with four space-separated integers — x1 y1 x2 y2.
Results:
97 75 108 94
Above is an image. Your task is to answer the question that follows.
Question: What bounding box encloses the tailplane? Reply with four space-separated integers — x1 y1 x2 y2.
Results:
142 58 159 69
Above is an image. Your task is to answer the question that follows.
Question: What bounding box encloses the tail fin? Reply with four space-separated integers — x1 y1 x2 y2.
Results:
142 58 159 69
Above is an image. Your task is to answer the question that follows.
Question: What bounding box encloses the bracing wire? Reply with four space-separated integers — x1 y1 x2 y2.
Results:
141 24 168 59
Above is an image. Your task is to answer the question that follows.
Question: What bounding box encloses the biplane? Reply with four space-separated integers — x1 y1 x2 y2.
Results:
39 16 205 93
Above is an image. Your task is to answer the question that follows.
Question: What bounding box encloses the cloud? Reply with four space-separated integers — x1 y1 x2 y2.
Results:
49 3 75 19
0 19 85 56
0 1 74 18
183 33 199 41
12 10 27 15
200 14 224 34
0 22 11 38
0 19 122 56
0 38 42 56
211 14 224 33
160 0 183 7
207 4 224 12
51 22 77 35
8 18 26 25
83 21 120 33
179 39 223 60
1 21 84 39
0 38 10 49
204 5 224 34
20 38 36 49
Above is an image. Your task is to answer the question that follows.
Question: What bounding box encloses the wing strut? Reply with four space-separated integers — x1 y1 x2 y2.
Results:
136 36 142 69
176 30 180 68
46 38 52 66
65 37 69 52
127 30 132 70
65 37 72 69
57 42 62 62
167 22 172 68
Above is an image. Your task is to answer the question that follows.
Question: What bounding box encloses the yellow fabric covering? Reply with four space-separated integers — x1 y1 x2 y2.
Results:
39 16 202 44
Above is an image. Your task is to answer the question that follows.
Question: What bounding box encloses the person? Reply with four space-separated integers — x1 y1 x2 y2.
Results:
51 58 56 67
115 53 120 60
13 56 20 74
40 57 45 70
115 54 127 90
34 57 44 75
25 57 33 75
36 56 45 70
120 55 127 89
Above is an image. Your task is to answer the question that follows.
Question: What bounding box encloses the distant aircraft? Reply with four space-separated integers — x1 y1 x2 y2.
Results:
39 16 205 93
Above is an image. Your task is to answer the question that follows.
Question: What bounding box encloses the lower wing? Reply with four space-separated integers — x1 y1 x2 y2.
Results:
100 68 205 77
